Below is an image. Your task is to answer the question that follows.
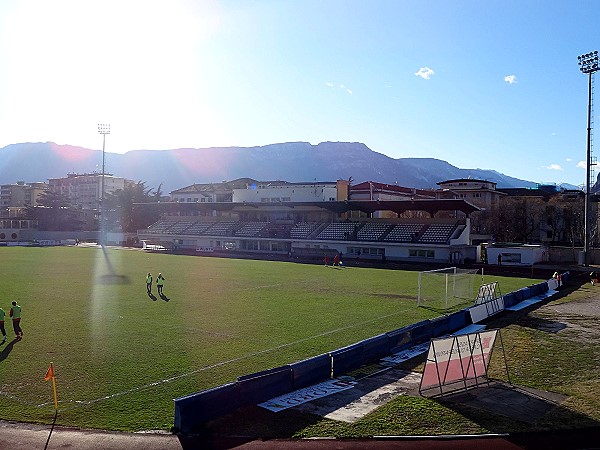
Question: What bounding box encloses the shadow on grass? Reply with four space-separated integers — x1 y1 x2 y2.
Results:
0 339 18 362
160 293 170 302
437 381 600 434
96 245 131 285
418 298 473 316
148 292 157 301
97 274 131 285
512 316 567 333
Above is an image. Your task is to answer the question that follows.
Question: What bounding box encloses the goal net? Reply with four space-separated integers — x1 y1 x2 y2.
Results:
417 267 479 309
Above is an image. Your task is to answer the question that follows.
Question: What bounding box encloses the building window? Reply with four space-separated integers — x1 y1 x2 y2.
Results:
409 249 435 258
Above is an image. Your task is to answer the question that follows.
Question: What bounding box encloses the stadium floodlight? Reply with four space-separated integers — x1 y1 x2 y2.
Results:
98 123 110 245
577 51 599 266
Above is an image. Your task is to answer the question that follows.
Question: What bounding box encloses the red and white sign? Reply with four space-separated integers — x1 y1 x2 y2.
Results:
421 330 498 390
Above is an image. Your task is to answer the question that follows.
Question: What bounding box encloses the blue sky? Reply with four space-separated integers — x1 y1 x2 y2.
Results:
0 0 598 186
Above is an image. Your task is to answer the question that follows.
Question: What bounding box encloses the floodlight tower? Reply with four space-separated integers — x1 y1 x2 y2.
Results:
98 123 110 245
578 51 599 266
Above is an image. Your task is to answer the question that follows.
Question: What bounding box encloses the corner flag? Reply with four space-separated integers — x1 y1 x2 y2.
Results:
44 363 55 381
44 363 58 410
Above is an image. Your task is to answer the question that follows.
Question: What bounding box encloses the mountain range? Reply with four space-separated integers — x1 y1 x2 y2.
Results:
0 141 575 194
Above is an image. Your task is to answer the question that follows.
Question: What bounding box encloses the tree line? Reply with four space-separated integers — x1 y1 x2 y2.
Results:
471 196 594 247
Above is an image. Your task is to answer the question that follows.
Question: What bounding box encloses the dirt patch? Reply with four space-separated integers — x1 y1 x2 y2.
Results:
533 290 600 341
543 296 600 318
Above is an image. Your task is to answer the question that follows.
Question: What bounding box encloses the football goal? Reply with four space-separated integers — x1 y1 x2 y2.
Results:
417 267 480 309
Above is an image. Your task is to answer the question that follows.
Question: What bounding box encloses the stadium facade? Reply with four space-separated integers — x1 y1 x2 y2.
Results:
137 178 482 264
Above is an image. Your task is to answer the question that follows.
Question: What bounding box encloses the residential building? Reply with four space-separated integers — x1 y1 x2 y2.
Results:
48 173 134 210
1 181 48 209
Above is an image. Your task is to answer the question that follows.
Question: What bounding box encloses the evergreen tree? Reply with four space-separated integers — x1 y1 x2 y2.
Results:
103 181 162 232
26 190 83 231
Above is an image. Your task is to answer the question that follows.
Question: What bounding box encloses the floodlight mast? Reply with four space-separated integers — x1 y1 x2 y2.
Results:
98 123 110 245
578 51 599 267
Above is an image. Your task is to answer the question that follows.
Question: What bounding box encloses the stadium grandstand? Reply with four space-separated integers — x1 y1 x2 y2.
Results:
137 178 480 264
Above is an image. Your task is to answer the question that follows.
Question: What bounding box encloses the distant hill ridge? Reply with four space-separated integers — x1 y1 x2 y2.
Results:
0 141 546 194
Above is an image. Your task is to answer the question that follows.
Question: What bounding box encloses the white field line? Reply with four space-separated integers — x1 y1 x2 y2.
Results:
38 310 405 410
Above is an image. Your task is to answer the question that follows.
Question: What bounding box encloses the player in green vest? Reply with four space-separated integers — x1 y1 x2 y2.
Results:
0 307 6 343
9 301 22 340
156 273 165 296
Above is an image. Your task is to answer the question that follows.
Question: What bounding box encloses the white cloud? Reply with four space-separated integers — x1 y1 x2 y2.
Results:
577 161 586 169
546 164 563 170
566 158 572 162
504 75 517 84
326 82 352 93
415 67 434 80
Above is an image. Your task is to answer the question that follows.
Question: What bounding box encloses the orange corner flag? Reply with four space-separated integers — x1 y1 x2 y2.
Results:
44 363 54 381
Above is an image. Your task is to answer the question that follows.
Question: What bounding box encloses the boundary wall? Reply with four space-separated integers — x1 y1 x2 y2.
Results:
173 272 568 433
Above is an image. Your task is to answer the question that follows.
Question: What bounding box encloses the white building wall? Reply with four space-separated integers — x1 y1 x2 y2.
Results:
233 185 337 203
486 245 549 266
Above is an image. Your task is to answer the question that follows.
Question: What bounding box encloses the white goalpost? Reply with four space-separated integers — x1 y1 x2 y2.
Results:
417 267 480 308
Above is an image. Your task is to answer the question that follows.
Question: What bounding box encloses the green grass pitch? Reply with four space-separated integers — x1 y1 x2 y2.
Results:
0 246 539 431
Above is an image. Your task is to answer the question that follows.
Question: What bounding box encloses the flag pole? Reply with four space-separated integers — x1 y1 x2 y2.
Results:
51 375 58 410
45 362 58 410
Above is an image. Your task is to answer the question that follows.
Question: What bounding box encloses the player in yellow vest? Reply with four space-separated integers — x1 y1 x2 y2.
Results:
0 307 6 343
156 273 165 296
9 301 22 340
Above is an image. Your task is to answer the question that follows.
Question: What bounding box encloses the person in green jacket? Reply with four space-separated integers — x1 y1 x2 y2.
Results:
156 273 165 296
9 301 22 340
0 307 6 343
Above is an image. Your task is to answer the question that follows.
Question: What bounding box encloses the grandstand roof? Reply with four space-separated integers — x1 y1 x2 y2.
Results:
436 178 496 185
134 199 480 216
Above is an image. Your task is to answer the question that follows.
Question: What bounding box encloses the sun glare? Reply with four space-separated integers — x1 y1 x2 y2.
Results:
2 0 228 151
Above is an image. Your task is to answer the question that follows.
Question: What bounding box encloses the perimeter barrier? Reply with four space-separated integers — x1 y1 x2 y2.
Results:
237 365 294 405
